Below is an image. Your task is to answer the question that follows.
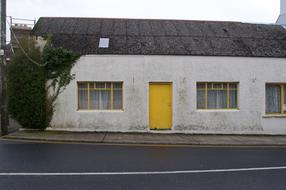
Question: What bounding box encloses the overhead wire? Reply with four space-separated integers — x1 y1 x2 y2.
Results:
7 19 47 67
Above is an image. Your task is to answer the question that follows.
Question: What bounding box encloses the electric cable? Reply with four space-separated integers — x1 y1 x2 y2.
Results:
7 20 47 67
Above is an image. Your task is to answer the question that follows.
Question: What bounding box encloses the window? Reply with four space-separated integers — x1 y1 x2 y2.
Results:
266 84 286 115
99 38 109 48
78 82 123 110
197 82 238 110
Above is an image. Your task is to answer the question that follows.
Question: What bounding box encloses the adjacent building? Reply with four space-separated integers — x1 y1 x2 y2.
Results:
277 0 286 28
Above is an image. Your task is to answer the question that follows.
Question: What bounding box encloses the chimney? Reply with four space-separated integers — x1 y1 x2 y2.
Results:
277 0 286 25
10 24 32 49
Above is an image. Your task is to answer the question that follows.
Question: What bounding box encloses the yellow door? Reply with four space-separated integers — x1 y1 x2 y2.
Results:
149 83 172 130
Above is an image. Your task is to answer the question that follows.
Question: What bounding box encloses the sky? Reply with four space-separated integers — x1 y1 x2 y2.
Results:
8 0 280 23
6 0 282 41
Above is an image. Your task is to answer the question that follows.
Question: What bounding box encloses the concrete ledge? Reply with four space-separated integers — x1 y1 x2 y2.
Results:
45 127 286 135
2 130 286 146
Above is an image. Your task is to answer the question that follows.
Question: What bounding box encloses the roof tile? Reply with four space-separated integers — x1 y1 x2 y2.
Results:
32 17 286 57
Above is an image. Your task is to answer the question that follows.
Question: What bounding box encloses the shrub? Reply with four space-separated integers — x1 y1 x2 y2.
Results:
7 37 47 129
7 37 80 130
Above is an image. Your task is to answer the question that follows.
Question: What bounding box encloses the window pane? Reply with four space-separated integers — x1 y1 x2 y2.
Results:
197 89 205 109
113 82 122 89
106 83 111 88
78 89 88 109
96 82 105 88
229 83 237 89
99 38 109 48
207 90 227 109
90 89 96 109
213 83 222 88
89 82 95 89
113 89 123 109
266 84 281 113
78 83 88 89
95 90 111 110
229 90 238 108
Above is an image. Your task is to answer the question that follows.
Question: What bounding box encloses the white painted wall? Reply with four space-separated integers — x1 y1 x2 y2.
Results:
281 0 286 15
277 0 286 25
50 55 286 135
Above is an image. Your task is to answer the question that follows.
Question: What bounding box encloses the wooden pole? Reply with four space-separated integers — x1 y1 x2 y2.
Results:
0 0 8 136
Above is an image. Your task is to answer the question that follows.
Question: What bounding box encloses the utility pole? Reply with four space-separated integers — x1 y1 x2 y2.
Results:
0 0 8 136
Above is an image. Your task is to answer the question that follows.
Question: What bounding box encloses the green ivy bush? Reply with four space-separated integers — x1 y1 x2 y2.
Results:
7 37 46 129
7 37 79 130
43 41 80 128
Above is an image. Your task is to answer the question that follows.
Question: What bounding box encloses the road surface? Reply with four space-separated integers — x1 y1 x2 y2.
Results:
0 139 286 190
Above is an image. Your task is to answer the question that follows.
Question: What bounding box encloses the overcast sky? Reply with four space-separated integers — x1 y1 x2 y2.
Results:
8 0 281 23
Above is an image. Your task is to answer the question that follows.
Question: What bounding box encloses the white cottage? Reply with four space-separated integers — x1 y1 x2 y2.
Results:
32 9 286 134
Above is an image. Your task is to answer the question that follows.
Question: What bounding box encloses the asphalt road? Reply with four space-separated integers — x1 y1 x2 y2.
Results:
1 139 286 190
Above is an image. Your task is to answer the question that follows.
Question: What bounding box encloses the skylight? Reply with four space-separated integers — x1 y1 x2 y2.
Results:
99 38 109 48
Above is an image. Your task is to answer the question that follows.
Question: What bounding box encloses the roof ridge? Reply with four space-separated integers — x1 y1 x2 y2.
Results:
45 33 286 40
38 17 244 24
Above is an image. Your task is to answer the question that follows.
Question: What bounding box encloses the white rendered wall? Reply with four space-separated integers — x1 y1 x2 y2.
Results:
277 0 286 25
50 55 286 134
281 0 286 15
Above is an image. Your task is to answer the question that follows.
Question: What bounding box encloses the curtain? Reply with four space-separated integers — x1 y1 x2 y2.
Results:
197 90 205 109
284 87 286 113
89 90 96 109
266 85 281 113
78 89 88 109
89 89 121 110
207 90 227 109
95 90 111 110
197 83 237 109
229 89 237 108
78 82 123 110
113 89 123 109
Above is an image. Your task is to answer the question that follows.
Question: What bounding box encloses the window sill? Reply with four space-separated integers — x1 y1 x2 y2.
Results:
77 110 124 113
263 114 286 118
196 109 239 112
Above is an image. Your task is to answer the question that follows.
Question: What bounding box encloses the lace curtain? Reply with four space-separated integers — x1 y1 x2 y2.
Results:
266 85 281 113
78 82 122 110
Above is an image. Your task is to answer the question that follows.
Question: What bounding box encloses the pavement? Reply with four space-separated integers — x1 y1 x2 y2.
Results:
2 130 286 146
0 118 21 134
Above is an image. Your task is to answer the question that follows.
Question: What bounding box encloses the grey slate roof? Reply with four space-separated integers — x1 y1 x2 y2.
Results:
32 17 286 57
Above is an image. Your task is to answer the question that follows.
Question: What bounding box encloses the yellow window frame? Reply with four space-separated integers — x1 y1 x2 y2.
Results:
197 82 239 110
266 83 285 115
77 81 123 111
